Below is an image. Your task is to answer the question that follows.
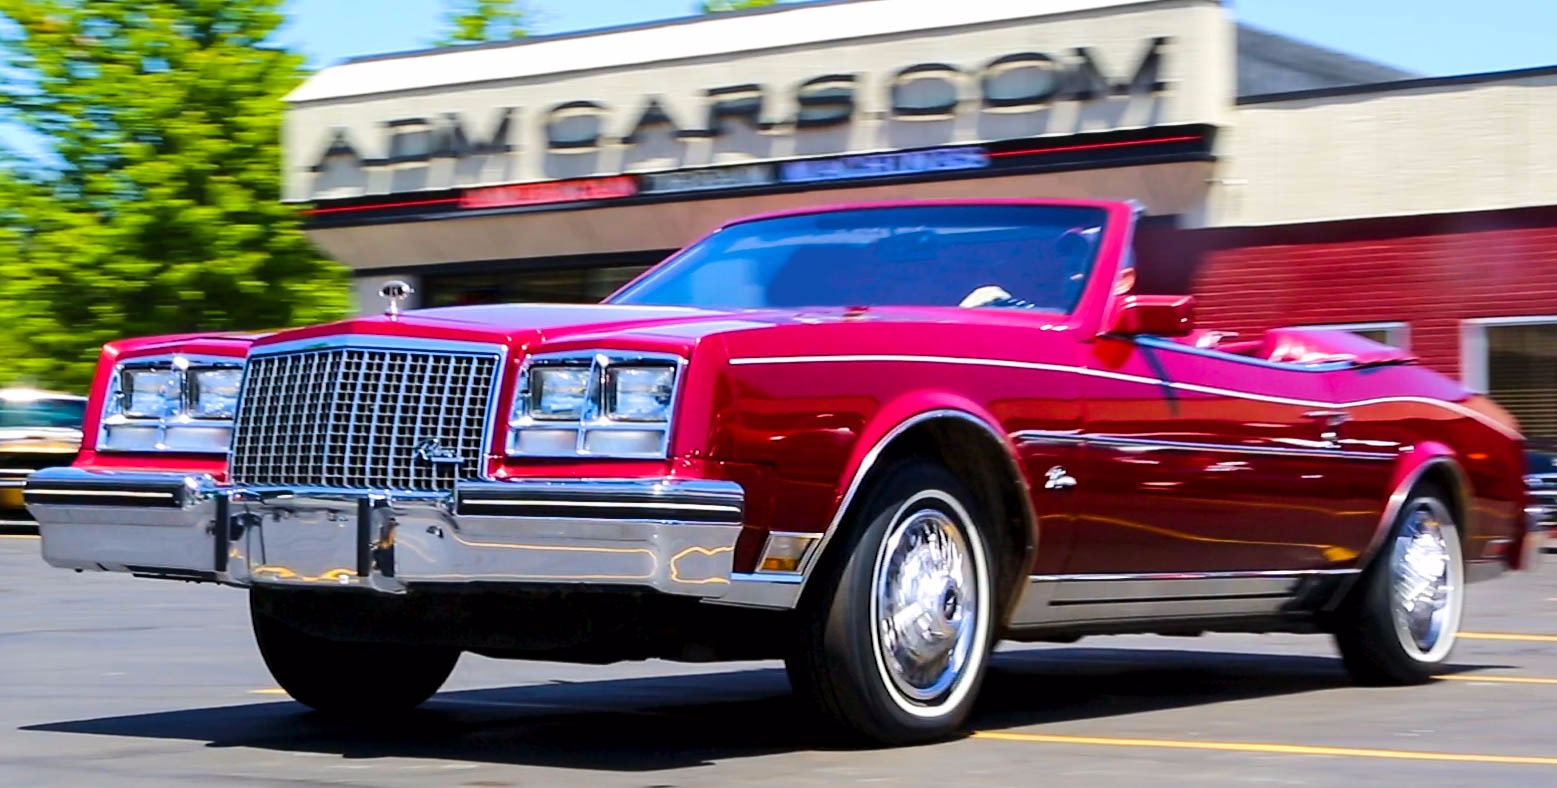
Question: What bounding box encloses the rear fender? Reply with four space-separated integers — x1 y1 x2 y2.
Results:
1369 443 1473 566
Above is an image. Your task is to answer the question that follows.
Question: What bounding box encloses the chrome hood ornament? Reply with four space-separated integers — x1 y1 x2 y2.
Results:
379 280 415 316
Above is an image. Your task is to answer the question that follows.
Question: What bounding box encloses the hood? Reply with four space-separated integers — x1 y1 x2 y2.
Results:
107 330 270 359
251 302 790 353
249 302 1063 355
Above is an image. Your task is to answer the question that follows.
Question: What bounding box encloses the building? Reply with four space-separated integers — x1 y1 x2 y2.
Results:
281 0 1557 437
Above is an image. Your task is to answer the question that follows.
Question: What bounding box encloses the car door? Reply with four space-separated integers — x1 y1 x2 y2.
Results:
1067 336 1373 577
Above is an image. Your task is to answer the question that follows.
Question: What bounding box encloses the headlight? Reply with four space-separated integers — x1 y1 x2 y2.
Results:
508 351 682 458
122 368 184 418
530 367 590 421
606 366 674 422
190 368 243 419
100 356 243 453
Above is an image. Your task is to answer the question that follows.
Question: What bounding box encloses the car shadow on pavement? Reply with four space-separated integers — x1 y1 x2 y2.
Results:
22 646 1509 771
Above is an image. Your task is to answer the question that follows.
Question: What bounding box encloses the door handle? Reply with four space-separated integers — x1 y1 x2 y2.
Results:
1302 410 1350 446
1302 410 1350 427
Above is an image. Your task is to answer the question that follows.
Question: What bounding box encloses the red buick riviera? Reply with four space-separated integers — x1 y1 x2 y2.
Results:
27 200 1535 744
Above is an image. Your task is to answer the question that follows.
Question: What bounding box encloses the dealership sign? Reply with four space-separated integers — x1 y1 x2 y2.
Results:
309 38 1167 176
303 35 1177 197
300 127 1212 226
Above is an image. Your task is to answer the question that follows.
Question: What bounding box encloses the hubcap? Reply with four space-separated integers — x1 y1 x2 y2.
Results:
1389 500 1459 656
874 508 978 702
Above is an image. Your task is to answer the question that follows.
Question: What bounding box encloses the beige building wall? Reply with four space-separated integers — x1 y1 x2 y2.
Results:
1210 71 1557 227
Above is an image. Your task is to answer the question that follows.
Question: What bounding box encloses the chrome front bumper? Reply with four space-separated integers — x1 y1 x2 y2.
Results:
25 468 745 598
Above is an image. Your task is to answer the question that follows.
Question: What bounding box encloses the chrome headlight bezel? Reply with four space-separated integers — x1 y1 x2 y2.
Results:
507 350 683 459
99 354 244 454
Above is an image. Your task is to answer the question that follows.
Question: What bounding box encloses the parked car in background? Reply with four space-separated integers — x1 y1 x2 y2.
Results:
0 389 85 525
1524 438 1557 550
25 200 1535 745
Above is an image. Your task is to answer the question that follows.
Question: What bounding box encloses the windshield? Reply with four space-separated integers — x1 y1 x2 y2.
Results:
0 398 86 430
610 204 1108 312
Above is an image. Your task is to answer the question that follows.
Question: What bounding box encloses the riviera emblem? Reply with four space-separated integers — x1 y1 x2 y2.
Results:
412 438 463 466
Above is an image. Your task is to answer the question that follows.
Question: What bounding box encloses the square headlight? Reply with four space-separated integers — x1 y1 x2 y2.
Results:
121 368 183 419
606 365 675 422
530 366 591 421
190 367 242 419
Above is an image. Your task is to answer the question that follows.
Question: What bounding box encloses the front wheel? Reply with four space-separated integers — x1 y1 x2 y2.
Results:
786 460 996 745
1333 487 1465 685
250 591 461 715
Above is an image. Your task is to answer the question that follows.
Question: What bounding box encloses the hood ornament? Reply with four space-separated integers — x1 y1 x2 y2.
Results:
379 280 415 317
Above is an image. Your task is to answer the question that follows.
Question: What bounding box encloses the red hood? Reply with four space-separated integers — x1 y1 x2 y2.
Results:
249 302 1066 356
106 330 270 359
249 303 776 353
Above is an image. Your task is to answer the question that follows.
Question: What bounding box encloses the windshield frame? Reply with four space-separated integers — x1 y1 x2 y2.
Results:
607 201 1119 316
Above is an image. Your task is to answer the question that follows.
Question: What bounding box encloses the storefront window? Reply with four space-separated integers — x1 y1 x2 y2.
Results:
1462 318 1557 438
422 263 656 307
1479 322 1557 438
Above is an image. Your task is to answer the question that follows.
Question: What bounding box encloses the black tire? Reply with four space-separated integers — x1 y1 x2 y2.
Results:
250 592 460 715
1332 486 1465 685
786 459 996 745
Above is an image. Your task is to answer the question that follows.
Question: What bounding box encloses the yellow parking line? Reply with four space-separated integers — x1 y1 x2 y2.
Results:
0 534 39 540
249 688 289 695
1461 632 1557 643
1441 674 1557 685
971 731 1557 766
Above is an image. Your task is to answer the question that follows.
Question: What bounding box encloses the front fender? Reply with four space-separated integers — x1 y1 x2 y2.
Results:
829 392 1016 528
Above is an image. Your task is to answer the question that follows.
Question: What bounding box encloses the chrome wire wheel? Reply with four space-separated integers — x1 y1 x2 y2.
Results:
869 492 988 713
1388 499 1464 661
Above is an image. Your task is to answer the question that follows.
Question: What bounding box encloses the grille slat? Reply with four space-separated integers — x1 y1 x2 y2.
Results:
230 345 500 492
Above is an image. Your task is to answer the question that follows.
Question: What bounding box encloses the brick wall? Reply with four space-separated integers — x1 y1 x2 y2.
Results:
1137 205 1557 378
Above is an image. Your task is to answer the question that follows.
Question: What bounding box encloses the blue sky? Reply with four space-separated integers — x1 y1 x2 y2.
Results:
279 0 1557 76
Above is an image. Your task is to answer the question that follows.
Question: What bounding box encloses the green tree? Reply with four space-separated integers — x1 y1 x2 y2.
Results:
0 0 347 390
700 0 777 11
436 0 528 46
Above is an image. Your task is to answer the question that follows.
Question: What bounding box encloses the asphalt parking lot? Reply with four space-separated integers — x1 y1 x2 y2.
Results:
2 533 1555 786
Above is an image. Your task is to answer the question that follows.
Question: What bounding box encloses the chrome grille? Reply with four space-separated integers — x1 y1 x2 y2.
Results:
230 345 502 492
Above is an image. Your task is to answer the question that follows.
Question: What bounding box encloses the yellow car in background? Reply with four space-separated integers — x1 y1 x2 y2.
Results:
0 388 86 525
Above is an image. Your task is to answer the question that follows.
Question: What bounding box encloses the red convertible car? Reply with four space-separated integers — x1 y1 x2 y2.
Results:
27 199 1534 744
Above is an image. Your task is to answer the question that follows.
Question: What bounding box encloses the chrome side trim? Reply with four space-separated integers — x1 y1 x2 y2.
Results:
1031 569 1361 583
1080 434 1396 461
729 354 1521 441
716 571 808 609
1015 430 1085 446
1011 569 1360 627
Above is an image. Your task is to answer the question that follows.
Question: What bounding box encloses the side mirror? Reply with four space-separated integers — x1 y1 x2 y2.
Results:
1106 295 1196 337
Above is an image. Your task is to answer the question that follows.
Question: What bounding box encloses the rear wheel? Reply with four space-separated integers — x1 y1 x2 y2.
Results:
250 591 460 715
786 460 996 745
1333 488 1465 685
